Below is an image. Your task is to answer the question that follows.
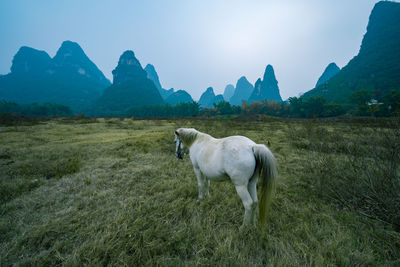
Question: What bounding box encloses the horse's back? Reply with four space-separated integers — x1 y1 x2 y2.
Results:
190 134 257 183
220 136 257 184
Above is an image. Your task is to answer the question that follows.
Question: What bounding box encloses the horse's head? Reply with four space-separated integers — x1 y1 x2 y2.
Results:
174 130 184 159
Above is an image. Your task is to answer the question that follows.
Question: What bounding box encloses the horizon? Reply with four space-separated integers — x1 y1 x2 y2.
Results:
0 0 390 100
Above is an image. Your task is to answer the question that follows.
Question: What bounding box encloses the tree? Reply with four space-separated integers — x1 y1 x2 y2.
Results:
288 97 304 117
350 90 372 116
379 90 400 116
303 97 327 118
213 101 233 115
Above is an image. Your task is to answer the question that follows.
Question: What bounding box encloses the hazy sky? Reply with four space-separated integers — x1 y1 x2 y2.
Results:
0 0 387 100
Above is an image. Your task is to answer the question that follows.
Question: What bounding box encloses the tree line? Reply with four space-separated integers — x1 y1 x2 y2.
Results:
127 89 400 118
1 89 399 118
0 101 73 117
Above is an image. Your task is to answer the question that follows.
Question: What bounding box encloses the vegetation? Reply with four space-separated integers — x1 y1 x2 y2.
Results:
0 101 73 117
127 102 200 118
349 89 400 116
2 90 399 120
208 94 398 118
124 98 349 119
201 101 242 117
287 119 400 229
1 117 399 265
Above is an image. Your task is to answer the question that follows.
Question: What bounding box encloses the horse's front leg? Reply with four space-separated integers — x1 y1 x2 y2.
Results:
193 167 206 200
204 178 210 197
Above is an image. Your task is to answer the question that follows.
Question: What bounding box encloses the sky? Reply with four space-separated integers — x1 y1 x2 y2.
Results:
0 0 388 100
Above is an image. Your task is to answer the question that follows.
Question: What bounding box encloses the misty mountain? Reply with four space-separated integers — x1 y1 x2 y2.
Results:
198 87 224 108
223 84 235 101
248 65 283 103
10 46 51 74
144 64 174 99
165 90 194 105
302 1 400 103
315 63 340 87
229 76 253 106
0 41 110 113
93 50 163 115
248 78 262 103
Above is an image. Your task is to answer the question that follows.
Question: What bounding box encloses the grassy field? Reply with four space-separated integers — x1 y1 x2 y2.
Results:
1 117 399 266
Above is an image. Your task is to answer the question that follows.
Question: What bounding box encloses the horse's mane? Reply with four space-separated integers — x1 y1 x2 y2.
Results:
176 128 199 147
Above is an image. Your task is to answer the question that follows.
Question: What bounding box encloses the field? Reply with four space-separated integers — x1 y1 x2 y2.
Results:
1 117 399 266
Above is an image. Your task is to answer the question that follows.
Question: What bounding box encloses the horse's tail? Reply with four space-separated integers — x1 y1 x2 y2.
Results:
252 144 277 226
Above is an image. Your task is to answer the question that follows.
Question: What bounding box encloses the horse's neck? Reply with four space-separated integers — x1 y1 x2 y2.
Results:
193 132 214 144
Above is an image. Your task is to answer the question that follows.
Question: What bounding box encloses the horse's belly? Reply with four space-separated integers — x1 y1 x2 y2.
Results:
203 171 230 182
197 154 229 181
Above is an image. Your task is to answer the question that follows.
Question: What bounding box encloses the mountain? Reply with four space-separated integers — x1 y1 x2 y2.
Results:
144 64 162 92
112 50 147 85
248 78 262 103
50 41 110 86
144 64 174 99
214 94 224 104
223 84 235 101
198 87 224 108
10 46 51 74
229 76 253 106
165 90 193 105
315 63 340 87
93 50 163 115
0 41 110 113
302 1 400 103
248 65 283 103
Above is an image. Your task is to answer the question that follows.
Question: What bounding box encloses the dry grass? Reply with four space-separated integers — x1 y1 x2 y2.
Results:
0 117 399 266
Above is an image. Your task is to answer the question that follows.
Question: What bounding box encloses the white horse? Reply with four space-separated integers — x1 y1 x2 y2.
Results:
174 128 277 227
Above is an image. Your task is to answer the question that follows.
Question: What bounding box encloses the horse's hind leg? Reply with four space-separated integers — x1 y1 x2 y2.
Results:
248 172 259 225
234 184 254 227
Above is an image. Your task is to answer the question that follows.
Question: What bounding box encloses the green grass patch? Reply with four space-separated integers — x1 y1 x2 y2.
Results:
1 118 399 265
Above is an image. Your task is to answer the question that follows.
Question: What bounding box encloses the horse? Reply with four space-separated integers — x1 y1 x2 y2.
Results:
174 128 277 227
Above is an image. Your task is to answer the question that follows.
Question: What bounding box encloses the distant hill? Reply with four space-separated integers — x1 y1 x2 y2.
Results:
302 1 400 103
223 84 235 101
0 41 110 113
315 63 340 87
249 78 262 103
144 64 174 99
10 46 51 74
93 50 163 115
248 65 282 103
198 87 224 108
165 90 193 105
229 76 253 105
